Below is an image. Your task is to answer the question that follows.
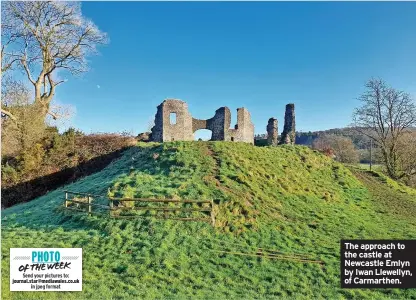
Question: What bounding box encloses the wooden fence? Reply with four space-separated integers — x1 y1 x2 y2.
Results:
64 190 109 216
63 191 215 226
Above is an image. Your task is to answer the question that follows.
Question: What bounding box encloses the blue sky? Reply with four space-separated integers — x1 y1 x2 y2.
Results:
55 2 416 138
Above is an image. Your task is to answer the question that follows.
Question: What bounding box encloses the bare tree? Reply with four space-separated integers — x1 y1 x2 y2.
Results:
353 78 416 179
1 11 21 121
312 134 359 163
1 1 108 121
395 131 416 184
1 76 22 121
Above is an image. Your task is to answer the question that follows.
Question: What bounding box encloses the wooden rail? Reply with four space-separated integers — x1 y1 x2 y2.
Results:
63 192 215 226
112 216 212 222
111 207 211 212
64 191 108 216
65 199 110 209
65 190 105 198
108 197 211 203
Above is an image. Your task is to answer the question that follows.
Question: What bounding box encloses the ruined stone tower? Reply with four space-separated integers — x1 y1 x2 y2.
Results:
150 99 193 142
280 103 296 145
228 108 255 143
266 118 278 146
150 99 254 144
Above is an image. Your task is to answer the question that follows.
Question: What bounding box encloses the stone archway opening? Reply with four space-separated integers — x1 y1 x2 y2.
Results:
194 129 212 141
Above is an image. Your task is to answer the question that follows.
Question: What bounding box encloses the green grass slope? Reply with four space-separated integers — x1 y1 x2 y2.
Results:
2 142 416 299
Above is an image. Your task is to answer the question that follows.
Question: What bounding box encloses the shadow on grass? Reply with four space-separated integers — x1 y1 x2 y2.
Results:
1 147 131 209
1 143 178 232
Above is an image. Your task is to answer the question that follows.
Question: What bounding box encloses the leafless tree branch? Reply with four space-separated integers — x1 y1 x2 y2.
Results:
1 1 108 121
352 78 416 179
1 108 17 121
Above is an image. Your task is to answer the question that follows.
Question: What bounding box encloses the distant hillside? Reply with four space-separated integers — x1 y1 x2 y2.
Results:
295 127 416 148
295 128 368 148
255 128 368 148
2 142 416 299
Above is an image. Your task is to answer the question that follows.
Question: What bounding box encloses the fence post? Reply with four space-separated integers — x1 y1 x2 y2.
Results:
65 192 68 208
109 198 113 217
210 200 215 227
88 195 92 215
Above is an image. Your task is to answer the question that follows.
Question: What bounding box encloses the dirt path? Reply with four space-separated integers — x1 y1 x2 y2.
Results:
203 143 222 186
352 169 416 221
200 142 254 206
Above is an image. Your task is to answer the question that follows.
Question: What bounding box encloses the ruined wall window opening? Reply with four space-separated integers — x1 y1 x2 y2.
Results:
170 113 177 125
194 129 212 141
231 137 235 142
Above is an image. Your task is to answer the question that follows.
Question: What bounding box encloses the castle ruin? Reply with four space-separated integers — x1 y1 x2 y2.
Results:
149 99 296 146
279 103 296 145
150 99 255 144
266 118 278 146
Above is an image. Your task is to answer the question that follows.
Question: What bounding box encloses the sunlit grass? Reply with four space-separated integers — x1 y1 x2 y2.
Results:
2 142 416 299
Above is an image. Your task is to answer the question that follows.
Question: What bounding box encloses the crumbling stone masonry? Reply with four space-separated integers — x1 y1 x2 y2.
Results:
266 118 278 146
150 99 254 144
280 103 296 145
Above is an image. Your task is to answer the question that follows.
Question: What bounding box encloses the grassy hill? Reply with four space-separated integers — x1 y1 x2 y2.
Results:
2 142 416 299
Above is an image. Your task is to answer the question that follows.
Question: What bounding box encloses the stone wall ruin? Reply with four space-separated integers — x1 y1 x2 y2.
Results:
266 118 278 146
150 99 255 144
279 103 296 145
149 99 297 146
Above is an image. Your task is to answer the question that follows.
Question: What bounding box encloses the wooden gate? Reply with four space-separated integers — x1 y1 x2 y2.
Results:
62 191 215 226
108 197 215 226
63 190 109 215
